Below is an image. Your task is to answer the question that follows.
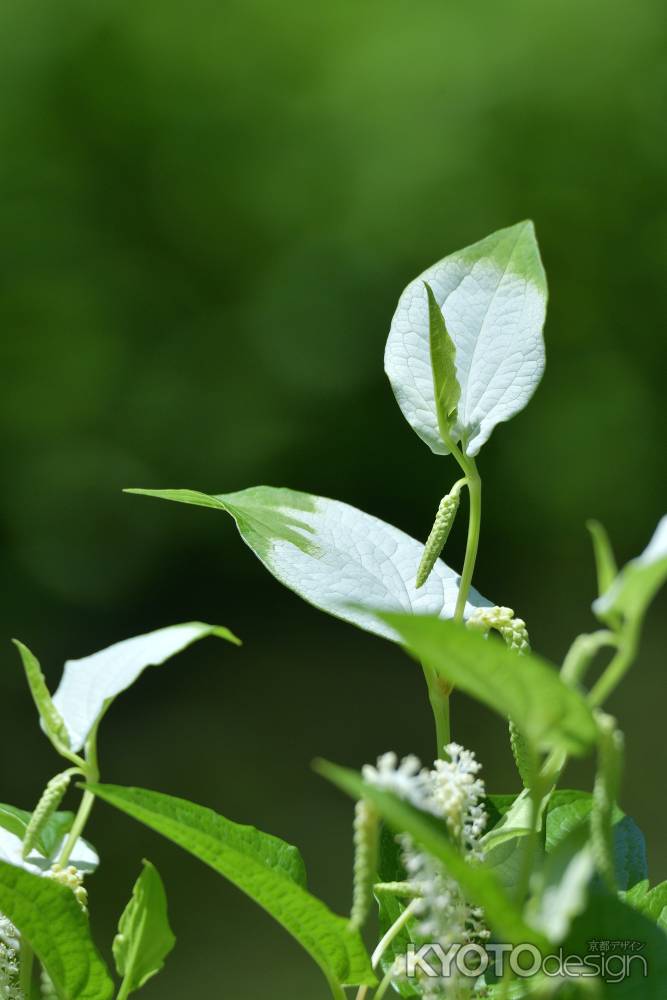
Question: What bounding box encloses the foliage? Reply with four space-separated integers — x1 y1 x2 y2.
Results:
1 223 665 999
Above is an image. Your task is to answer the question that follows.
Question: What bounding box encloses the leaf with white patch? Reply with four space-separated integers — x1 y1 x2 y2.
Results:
593 515 667 625
125 486 491 641
50 622 240 752
385 220 547 456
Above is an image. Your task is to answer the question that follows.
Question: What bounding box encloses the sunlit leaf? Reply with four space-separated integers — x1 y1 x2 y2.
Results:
125 486 491 640
113 860 176 995
316 759 548 949
593 515 667 624
0 860 113 1000
89 783 374 990
385 221 547 456
379 614 597 755
50 622 240 752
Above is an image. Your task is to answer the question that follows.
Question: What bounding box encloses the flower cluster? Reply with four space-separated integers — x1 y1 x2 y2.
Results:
467 606 530 653
364 744 489 998
0 916 22 1000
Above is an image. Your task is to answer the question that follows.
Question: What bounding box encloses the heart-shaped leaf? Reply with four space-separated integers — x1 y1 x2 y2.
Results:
88 783 374 991
125 486 490 641
385 220 547 456
0 860 113 999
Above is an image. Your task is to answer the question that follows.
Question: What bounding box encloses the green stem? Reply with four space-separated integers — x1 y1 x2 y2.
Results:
371 899 419 970
560 630 618 687
19 941 34 996
57 789 96 867
326 975 347 1000
57 725 101 867
588 621 639 707
373 968 395 1000
453 459 481 622
422 663 451 754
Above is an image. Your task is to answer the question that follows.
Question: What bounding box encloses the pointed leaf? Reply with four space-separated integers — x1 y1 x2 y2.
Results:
526 824 595 942
0 860 113 999
385 220 547 456
0 804 98 874
51 622 240 752
380 614 598 755
545 791 648 892
113 860 176 995
12 640 71 752
88 784 375 990
593 515 667 624
564 891 667 998
125 486 490 641
316 759 548 950
425 281 460 441
587 520 618 600
623 880 667 930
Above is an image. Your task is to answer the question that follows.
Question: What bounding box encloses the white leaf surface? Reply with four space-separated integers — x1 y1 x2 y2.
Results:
127 486 491 641
385 220 547 456
52 622 240 752
0 826 98 876
593 515 667 621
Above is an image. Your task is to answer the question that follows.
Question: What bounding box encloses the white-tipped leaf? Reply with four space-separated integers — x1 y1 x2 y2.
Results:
126 486 491 641
593 515 667 623
385 220 547 456
51 622 240 752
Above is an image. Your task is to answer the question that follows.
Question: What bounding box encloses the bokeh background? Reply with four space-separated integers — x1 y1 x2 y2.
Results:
1 1 665 996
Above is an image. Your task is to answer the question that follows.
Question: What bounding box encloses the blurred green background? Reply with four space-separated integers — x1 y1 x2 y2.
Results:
1 0 665 996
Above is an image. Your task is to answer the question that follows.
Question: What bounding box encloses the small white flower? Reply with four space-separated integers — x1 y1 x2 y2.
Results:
361 752 430 809
364 743 489 999
0 916 23 1000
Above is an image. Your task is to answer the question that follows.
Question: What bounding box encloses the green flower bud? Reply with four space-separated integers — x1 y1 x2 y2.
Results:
349 799 379 931
416 491 460 588
22 771 72 860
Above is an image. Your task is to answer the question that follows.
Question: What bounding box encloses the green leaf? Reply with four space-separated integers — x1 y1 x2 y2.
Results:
0 804 97 874
526 824 595 943
0 859 113 1000
545 791 647 892
374 827 420 999
316 759 548 950
113 860 176 995
49 622 240 752
622 880 667 930
385 220 547 456
424 281 460 442
587 520 619 600
12 640 71 752
564 890 667 998
593 515 667 624
88 783 374 991
379 614 598 756
125 486 491 640
591 715 624 891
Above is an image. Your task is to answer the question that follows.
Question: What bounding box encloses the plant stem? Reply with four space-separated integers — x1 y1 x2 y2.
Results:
326 975 347 1000
19 942 33 996
371 899 419 970
453 459 481 622
373 968 395 1000
57 725 101 867
588 621 639 707
423 663 451 753
57 789 96 867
